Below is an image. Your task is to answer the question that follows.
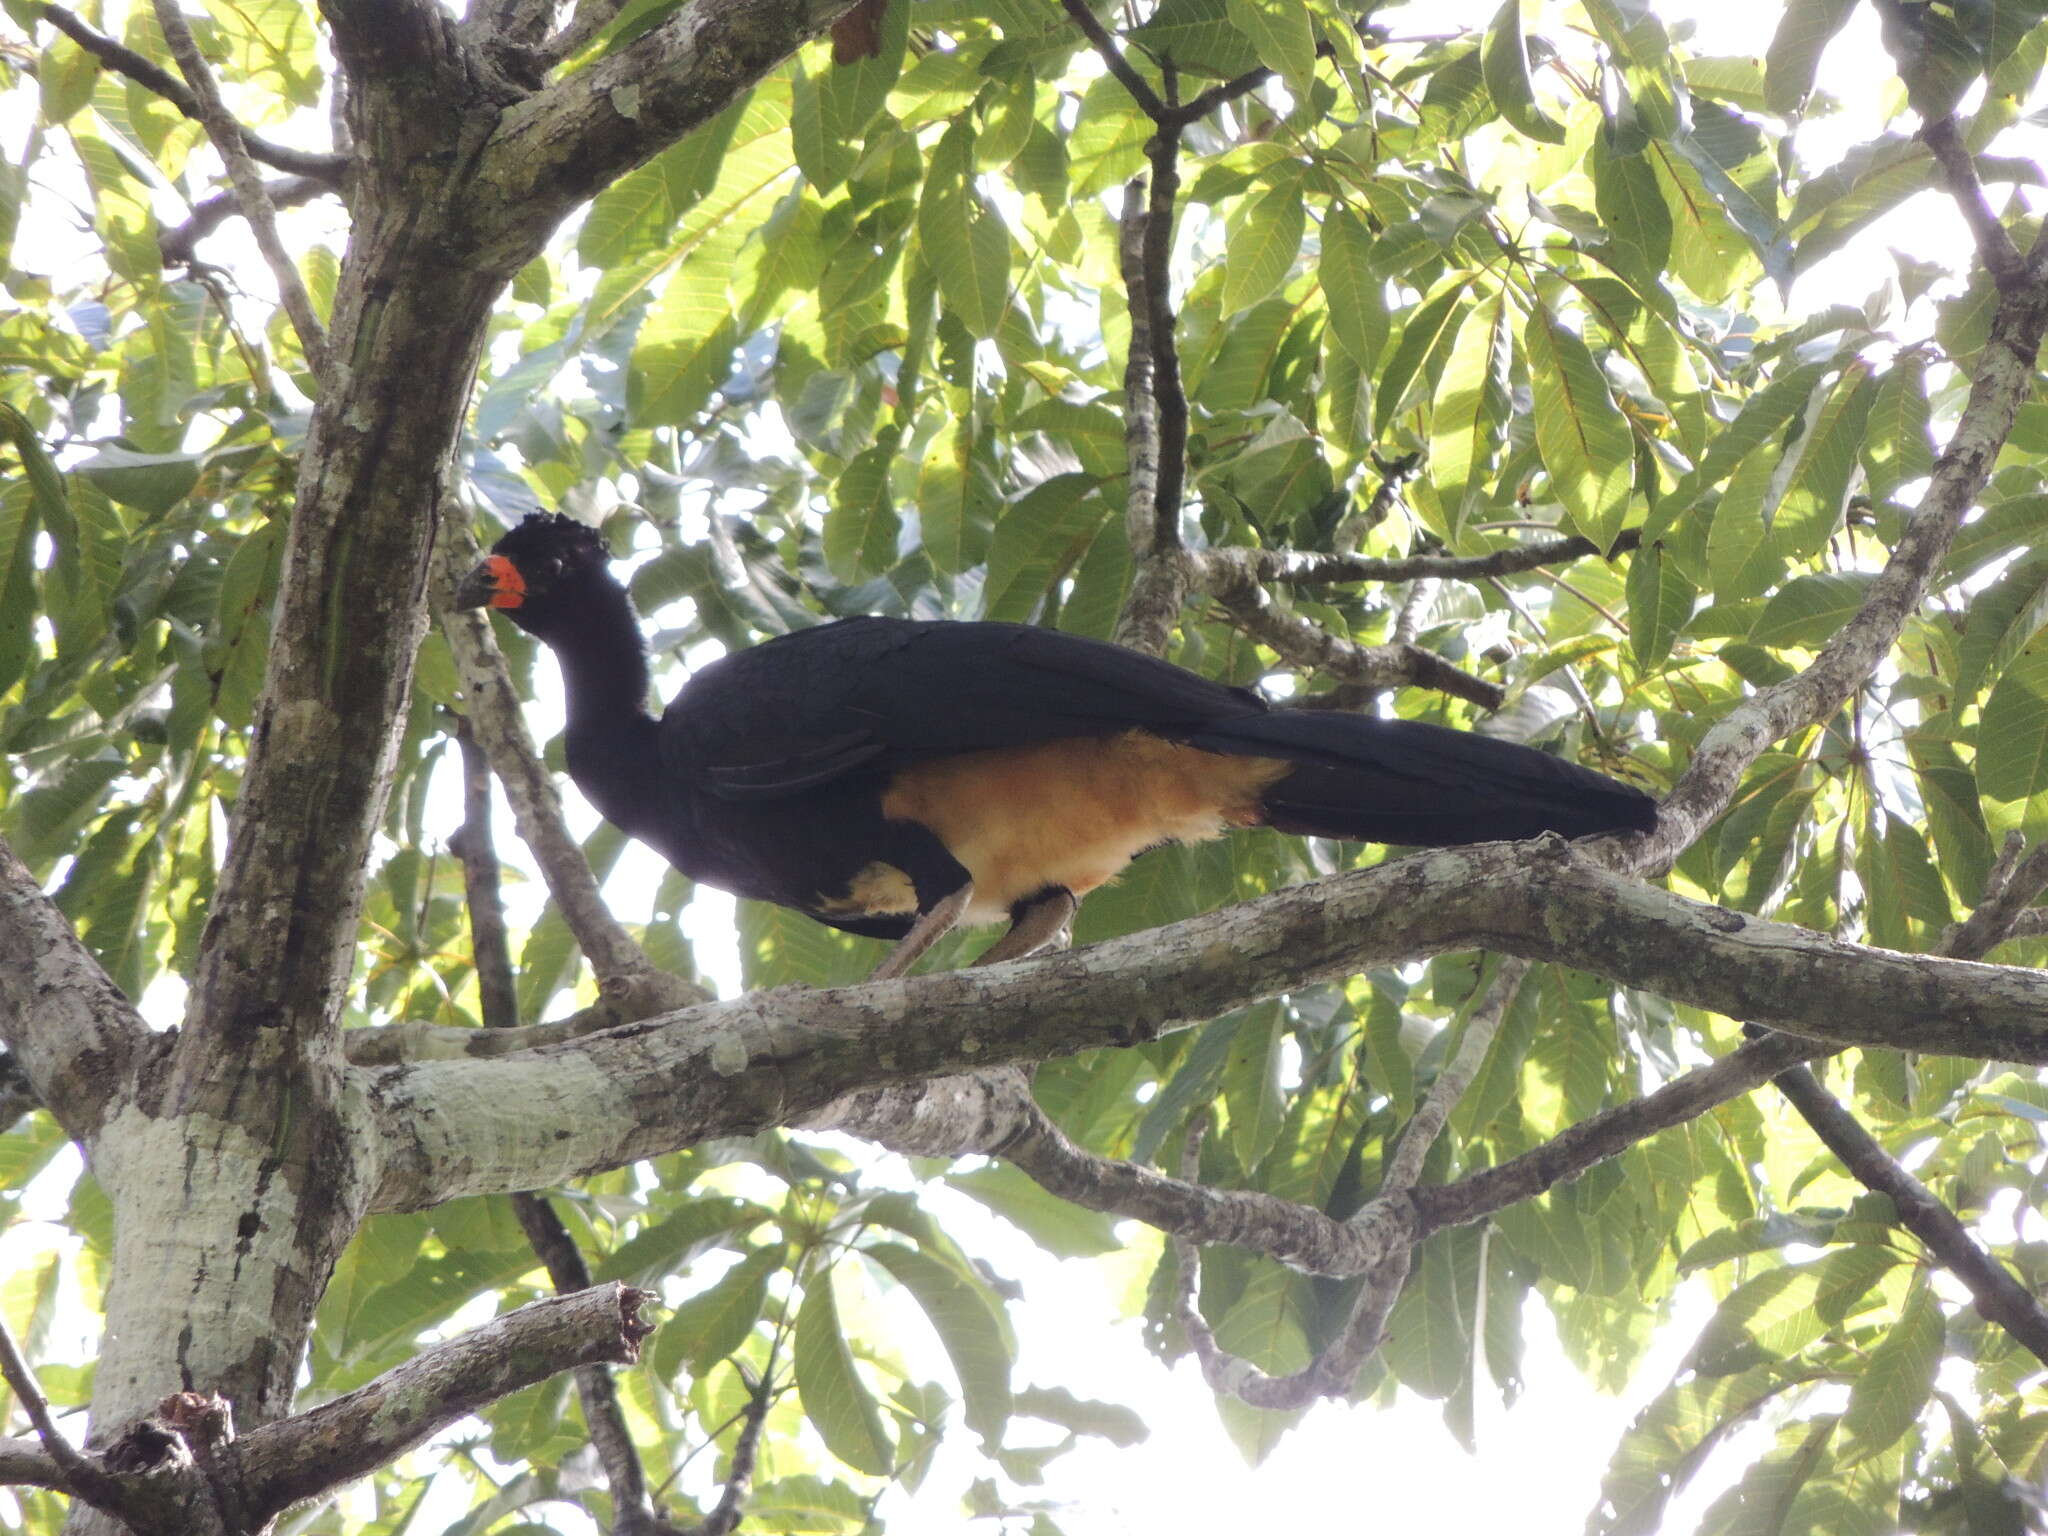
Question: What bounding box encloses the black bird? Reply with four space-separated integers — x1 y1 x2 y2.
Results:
456 513 1656 978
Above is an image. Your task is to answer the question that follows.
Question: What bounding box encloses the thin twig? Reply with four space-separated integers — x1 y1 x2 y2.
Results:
0 1314 117 1506
150 0 331 376
1217 527 1643 590
678 1367 773 1536
160 174 334 266
1770 1064 2048 1367
37 4 344 181
1381 961 1528 1195
451 716 682 1535
1758 833 2048 1369
1205 556 1505 709
1056 0 1165 117
1920 117 2022 287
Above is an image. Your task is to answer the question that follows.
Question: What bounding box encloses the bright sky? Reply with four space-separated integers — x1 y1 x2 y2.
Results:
0 0 2025 1531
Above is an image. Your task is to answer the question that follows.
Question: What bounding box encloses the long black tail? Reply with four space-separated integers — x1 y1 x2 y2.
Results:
1183 711 1657 846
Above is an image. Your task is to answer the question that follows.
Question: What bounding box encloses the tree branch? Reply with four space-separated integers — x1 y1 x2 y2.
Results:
1643 254 2048 864
0 834 146 1141
1920 116 2023 287
1204 555 1506 709
1382 961 1528 1195
159 174 335 267
1410 1032 1822 1233
1212 528 1643 590
477 0 854 264
451 715 678 1535
364 838 2048 1215
0 1435 70 1492
151 0 331 377
36 5 345 181
0 1315 118 1507
1769 1064 2048 1367
237 1284 654 1523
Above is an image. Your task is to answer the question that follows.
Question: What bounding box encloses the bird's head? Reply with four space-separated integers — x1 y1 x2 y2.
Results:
454 512 615 637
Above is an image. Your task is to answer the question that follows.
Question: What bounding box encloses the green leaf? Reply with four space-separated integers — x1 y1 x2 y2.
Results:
592 1196 765 1287
1318 206 1387 369
71 444 200 516
1225 0 1316 98
794 1269 894 1476
1705 448 1787 602
1860 355 1934 501
1627 539 1696 670
1593 138 1673 282
1482 0 1567 143
1223 1002 1286 1169
983 475 1107 622
628 230 742 427
919 120 1012 339
820 0 911 140
1764 0 1859 114
947 1164 1120 1258
1375 278 1470 437
659 1246 783 1380
1954 550 2048 705
1012 1385 1148 1446
1130 0 1263 78
1977 646 2048 804
1222 185 1306 316
862 1242 1012 1442
1527 306 1634 550
1429 292 1512 534
1749 573 1877 651
825 441 900 582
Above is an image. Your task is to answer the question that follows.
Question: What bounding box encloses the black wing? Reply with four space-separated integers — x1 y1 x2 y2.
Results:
663 617 1267 800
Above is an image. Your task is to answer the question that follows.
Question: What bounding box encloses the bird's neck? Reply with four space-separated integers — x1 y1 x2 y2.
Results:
546 578 664 830
548 576 654 733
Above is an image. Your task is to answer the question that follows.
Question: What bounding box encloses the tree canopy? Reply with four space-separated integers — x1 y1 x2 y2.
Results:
3 0 2048 1532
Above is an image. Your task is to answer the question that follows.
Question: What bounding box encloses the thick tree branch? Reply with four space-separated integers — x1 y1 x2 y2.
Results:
237 1284 654 1522
0 1436 69 1492
364 839 2048 1215
0 835 146 1141
477 0 854 263
152 0 331 376
36 5 345 181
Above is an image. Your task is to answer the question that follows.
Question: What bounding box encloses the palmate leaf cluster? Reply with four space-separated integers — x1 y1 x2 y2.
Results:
3 0 2048 1530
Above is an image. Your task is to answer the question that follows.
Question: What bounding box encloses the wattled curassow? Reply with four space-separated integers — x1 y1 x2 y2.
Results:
456 513 1657 978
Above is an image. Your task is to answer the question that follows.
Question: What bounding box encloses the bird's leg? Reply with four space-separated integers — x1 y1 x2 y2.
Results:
972 887 1078 968
868 883 975 981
